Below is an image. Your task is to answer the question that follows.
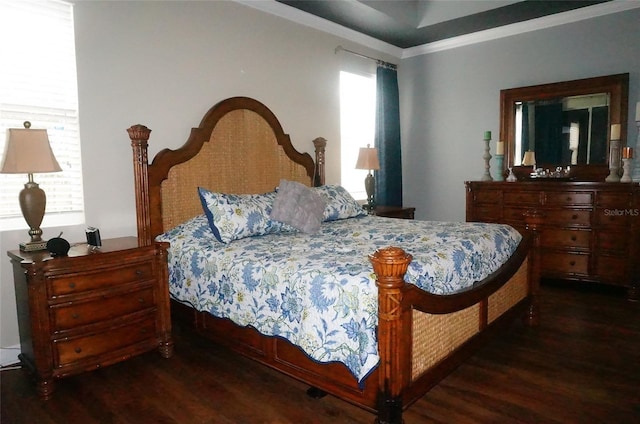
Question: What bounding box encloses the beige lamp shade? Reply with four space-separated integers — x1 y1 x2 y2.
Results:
1 127 62 174
355 144 380 171
522 150 536 167
1 123 62 252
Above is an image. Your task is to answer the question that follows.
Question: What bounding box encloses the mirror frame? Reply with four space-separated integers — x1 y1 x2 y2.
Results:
500 73 629 181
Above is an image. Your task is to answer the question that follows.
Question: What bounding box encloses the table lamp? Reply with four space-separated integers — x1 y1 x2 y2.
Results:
1 121 62 251
522 150 536 167
355 144 380 212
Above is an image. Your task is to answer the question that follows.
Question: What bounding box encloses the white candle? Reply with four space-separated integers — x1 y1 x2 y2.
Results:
611 124 621 140
496 141 504 155
636 101 640 122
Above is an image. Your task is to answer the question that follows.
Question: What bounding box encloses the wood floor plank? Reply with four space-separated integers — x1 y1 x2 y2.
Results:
2 283 638 423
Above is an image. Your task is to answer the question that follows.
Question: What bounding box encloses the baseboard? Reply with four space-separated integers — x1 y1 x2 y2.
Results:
0 346 21 367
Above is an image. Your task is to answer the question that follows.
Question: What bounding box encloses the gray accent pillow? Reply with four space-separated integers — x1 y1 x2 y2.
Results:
271 179 327 233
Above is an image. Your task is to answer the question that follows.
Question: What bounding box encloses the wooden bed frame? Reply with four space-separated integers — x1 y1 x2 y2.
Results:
127 96 541 424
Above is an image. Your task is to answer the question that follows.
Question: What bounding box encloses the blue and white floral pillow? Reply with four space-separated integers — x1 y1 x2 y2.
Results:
198 187 291 243
314 185 367 221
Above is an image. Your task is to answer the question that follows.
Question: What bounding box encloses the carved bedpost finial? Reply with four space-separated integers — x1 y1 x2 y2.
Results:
369 246 412 424
313 137 327 187
127 124 152 143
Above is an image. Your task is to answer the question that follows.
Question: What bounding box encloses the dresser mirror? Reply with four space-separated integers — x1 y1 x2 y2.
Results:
500 73 629 180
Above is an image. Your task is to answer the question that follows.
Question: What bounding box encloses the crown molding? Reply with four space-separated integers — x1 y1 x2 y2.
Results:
234 0 403 58
402 0 640 58
235 1 640 61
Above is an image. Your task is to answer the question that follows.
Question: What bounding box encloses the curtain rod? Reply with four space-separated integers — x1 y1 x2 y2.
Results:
335 46 396 69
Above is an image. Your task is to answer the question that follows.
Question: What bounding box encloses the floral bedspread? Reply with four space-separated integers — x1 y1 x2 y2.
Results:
157 214 522 383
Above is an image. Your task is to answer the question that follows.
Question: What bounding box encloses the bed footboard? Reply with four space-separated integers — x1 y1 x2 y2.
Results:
369 230 538 424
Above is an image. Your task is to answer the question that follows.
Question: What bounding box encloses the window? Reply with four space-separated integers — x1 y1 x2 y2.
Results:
339 71 376 200
0 0 84 230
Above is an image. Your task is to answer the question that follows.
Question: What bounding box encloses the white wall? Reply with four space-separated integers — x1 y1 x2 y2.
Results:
0 0 394 363
399 8 640 221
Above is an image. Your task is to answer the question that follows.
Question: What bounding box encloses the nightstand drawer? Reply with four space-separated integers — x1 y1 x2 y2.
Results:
49 261 154 296
51 286 156 331
55 316 156 367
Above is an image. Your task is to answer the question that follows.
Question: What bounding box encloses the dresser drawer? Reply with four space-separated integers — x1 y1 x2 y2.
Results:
540 229 590 249
596 192 632 208
49 261 155 296
541 252 589 276
502 207 527 222
594 208 636 227
472 190 502 204
545 192 592 206
472 205 502 222
595 231 628 254
594 256 628 283
51 287 156 331
504 191 540 205
55 316 157 367
544 209 591 227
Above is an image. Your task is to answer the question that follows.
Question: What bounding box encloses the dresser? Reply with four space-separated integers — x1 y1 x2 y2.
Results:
465 181 639 299
8 237 173 399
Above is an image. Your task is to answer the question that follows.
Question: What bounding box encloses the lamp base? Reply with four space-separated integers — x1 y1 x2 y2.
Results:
20 240 48 252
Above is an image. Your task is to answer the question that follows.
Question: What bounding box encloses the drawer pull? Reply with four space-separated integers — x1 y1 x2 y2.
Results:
74 347 82 354
569 261 576 266
571 236 577 241
136 270 144 276
69 282 76 289
138 297 145 304
572 214 578 220
72 313 79 320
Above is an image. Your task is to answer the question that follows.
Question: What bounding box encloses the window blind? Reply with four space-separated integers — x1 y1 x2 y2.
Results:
0 0 84 229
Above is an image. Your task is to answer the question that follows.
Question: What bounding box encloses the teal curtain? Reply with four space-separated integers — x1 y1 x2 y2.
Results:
375 62 402 207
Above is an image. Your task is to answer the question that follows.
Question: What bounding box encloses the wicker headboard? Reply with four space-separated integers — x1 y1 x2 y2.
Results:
127 97 327 246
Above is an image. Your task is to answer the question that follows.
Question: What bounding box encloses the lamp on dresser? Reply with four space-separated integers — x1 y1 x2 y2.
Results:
1 121 62 251
355 144 380 212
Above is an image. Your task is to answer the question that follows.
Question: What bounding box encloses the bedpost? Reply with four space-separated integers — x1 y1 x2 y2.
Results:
127 124 153 246
369 246 413 424
524 209 543 326
312 137 326 186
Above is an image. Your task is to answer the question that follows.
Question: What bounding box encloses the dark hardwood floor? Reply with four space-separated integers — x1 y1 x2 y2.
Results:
2 282 638 424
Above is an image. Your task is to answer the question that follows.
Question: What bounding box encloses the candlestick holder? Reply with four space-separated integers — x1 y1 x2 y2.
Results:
605 138 621 182
633 121 640 183
621 158 632 182
481 135 493 181
494 154 504 181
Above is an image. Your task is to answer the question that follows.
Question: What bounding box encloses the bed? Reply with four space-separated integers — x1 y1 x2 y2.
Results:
127 96 541 424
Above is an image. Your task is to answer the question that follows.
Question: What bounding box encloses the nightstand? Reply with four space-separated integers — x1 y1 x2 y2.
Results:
371 206 416 219
7 237 173 400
